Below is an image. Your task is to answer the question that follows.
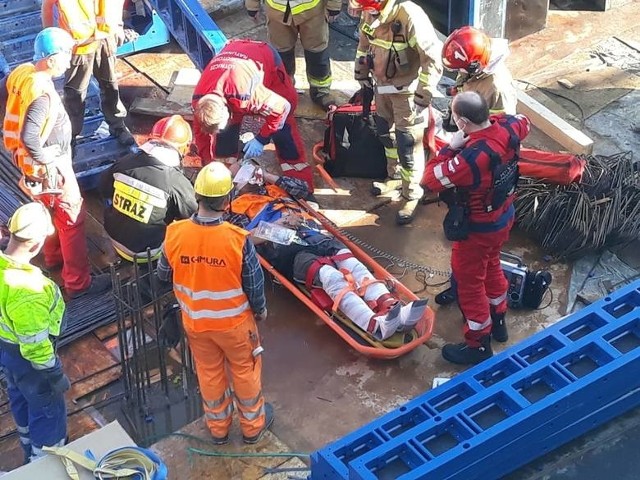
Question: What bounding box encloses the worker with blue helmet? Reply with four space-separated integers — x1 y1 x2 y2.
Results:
1 27 112 300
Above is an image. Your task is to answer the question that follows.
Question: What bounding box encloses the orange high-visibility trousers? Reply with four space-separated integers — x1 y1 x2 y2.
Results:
185 316 266 438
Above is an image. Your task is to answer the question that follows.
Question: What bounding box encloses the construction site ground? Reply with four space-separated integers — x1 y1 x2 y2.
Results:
1 1 639 478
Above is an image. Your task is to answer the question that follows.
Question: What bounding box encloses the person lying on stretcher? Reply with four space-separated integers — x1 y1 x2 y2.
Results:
226 161 428 340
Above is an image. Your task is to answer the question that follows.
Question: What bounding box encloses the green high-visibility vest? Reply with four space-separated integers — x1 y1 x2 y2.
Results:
0 252 65 369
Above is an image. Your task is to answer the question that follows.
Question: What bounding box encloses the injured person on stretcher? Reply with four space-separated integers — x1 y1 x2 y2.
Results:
227 161 428 340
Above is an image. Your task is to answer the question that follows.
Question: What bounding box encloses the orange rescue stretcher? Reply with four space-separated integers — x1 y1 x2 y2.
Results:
257 199 435 360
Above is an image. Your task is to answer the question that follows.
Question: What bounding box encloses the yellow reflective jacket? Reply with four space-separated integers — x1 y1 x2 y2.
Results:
0 252 66 369
42 0 125 54
355 0 442 106
247 0 341 25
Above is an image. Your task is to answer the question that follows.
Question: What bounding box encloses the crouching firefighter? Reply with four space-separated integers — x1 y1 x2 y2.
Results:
441 26 517 116
421 91 530 365
353 0 442 224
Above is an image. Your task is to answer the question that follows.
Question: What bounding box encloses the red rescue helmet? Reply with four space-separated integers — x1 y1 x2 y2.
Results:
442 26 492 74
150 115 193 155
353 0 384 12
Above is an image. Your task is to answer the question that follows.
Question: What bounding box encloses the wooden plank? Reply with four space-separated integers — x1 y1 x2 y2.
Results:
516 89 594 155
129 96 193 120
0 411 98 472
93 319 131 342
59 334 120 401
68 365 121 402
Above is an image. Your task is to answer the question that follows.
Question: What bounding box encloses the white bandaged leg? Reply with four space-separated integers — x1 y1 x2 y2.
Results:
318 265 375 330
396 299 430 332
334 249 389 302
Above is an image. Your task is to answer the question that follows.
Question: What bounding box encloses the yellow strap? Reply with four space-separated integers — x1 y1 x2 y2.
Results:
42 446 97 480
42 446 155 480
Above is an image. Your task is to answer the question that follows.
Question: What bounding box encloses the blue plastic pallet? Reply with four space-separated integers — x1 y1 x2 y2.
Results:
311 280 640 479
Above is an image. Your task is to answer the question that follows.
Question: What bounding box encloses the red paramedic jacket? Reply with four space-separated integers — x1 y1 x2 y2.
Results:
422 114 531 231
192 39 291 143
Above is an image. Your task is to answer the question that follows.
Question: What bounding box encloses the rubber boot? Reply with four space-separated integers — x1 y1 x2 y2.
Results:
442 336 493 365
491 311 509 343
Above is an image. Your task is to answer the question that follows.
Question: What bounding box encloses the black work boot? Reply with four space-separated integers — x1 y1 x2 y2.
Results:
491 312 509 343
242 402 274 445
442 336 493 365
435 287 457 306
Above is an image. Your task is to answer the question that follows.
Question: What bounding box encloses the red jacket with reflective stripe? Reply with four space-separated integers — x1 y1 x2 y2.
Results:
422 114 530 225
192 40 290 141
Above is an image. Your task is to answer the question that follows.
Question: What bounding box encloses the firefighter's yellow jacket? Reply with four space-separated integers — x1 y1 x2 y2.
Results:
354 0 443 106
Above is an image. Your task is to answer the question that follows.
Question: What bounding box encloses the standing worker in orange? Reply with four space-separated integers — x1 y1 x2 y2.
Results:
157 162 273 445
1 27 110 298
246 0 340 109
41 0 135 146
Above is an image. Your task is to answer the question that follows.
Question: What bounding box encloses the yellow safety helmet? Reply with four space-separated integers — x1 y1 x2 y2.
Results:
8 202 54 240
194 162 233 197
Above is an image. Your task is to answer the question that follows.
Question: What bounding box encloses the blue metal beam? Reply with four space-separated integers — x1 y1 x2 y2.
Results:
311 280 640 479
144 0 227 71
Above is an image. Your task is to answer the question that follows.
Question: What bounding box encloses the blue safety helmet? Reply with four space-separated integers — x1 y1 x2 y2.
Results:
33 27 75 62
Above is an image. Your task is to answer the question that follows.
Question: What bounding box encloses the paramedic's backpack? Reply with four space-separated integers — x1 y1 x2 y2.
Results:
321 87 387 179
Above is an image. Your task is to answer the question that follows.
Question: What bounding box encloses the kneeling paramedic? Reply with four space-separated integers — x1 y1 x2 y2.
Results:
0 203 70 463
99 115 197 263
353 0 442 224
421 91 530 365
1 27 110 299
228 162 429 340
157 163 273 445
192 39 313 191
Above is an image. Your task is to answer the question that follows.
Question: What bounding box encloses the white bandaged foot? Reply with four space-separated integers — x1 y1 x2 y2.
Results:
397 299 429 332
372 303 402 340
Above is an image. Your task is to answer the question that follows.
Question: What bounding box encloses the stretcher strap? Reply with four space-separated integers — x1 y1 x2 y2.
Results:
43 446 159 480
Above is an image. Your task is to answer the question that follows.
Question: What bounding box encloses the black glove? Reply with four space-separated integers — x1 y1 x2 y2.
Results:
43 368 71 394
443 109 459 132
159 304 183 349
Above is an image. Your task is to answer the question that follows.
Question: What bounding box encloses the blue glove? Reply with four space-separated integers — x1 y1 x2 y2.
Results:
243 138 265 159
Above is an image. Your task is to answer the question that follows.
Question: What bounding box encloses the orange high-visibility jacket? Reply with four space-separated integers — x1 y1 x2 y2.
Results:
41 0 125 54
231 184 315 223
164 219 253 333
3 64 59 176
